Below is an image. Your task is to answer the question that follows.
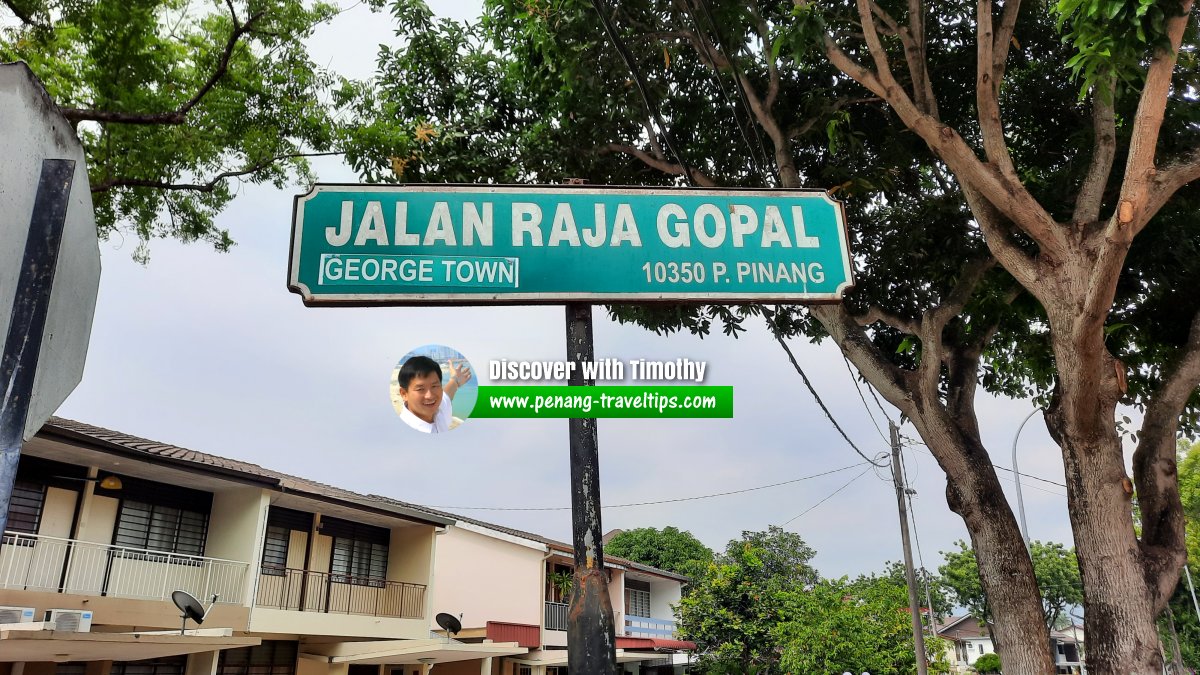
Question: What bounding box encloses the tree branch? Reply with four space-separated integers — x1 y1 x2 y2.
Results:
1145 147 1200 223
600 143 716 186
824 33 1064 264
90 151 342 194
991 0 1022 78
1111 0 1195 239
61 5 265 125
1 0 49 29
1134 310 1200 608
975 0 1020 184
854 305 920 335
810 304 917 414
1072 76 1118 224
917 257 995 401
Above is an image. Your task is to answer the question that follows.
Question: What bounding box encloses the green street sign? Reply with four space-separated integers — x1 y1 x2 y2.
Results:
288 185 853 305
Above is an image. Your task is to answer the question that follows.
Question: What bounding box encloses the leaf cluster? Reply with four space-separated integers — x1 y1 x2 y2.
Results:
2 0 343 259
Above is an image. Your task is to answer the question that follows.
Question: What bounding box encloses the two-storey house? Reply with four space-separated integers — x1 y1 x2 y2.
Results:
1 419 525 675
411 510 695 675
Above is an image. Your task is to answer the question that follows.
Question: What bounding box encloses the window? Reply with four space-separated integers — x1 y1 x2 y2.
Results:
5 481 45 535
517 667 532 675
218 640 298 675
7 455 85 537
114 501 208 556
262 526 290 575
625 579 651 618
106 476 212 557
261 507 313 576
321 517 389 586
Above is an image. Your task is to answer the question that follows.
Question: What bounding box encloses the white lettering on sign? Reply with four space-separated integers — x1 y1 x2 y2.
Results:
322 200 818 250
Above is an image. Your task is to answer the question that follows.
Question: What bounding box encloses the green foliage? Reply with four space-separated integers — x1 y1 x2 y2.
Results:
775 576 952 675
939 539 1083 632
1 0 346 259
603 526 713 578
973 651 1002 673
548 570 573 600
355 0 1200 432
1158 439 1200 668
1053 0 1184 97
676 526 818 673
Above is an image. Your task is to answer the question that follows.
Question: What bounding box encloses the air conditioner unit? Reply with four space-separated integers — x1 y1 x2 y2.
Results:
0 606 36 624
46 609 93 633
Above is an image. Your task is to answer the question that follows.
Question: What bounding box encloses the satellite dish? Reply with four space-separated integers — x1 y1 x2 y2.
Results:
435 612 462 636
171 590 217 634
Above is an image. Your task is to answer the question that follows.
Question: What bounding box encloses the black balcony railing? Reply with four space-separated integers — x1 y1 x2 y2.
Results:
255 566 425 619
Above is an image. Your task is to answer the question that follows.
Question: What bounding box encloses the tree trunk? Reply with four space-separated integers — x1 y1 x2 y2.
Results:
1046 294 1165 673
913 405 1057 674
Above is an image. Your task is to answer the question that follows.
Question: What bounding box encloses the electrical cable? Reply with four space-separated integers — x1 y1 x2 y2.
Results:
773 323 888 467
842 354 889 445
589 0 697 186
779 465 874 525
676 1 767 184
424 460 868 511
905 436 1068 489
694 0 779 186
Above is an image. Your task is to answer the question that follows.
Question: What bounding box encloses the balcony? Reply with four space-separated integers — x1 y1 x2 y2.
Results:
544 600 569 631
254 567 425 619
0 531 248 604
625 614 676 638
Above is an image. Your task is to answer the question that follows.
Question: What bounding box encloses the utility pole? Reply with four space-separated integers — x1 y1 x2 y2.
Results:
891 421 929 675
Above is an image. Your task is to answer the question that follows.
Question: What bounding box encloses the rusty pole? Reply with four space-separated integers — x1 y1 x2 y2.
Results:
564 302 618 675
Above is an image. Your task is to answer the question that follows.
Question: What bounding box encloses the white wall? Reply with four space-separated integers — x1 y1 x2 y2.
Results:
428 525 545 630
648 578 681 621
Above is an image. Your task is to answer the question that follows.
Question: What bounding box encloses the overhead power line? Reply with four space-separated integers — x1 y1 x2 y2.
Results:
425 461 869 511
773 322 888 467
779 466 874 526
589 0 697 186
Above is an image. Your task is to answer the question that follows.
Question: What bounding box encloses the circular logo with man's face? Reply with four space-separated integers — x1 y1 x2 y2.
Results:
391 345 478 434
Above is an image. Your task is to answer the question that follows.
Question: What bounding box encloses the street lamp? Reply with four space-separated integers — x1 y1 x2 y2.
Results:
1011 407 1043 553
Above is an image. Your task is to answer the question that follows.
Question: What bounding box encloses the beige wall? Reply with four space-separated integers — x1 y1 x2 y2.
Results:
75 494 118 545
608 569 625 624
0 588 249 630
247 605 429 638
40 487 77 537
207 487 271 606
427 526 545 631
389 524 436 622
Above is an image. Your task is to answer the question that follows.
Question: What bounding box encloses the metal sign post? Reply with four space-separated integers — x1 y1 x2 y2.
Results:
564 302 618 675
0 159 75 534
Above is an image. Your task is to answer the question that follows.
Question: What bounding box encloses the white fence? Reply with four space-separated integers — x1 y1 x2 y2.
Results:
0 531 248 604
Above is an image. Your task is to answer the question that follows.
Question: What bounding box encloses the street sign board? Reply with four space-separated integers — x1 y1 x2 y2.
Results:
289 185 853 305
0 63 101 440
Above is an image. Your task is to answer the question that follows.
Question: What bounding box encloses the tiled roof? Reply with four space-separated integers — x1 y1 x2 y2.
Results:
367 495 690 583
39 418 689 582
42 417 452 527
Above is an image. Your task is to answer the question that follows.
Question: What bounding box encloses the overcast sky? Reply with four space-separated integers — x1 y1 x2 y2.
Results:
51 0 1088 581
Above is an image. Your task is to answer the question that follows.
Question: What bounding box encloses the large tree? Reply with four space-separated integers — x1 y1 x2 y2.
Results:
940 540 1083 637
776 574 952 675
1 0 351 259
676 526 819 674
604 526 714 577
350 0 1200 671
